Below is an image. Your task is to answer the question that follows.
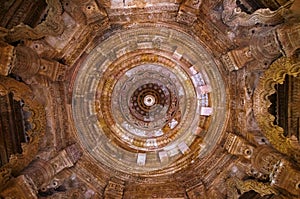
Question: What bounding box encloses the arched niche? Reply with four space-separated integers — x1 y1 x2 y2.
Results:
0 77 46 181
253 56 300 163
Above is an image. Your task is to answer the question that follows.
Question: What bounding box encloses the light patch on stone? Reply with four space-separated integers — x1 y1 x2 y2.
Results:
158 150 168 163
169 119 178 129
137 153 146 166
189 66 198 75
200 107 213 116
199 85 212 94
178 141 190 154
173 49 183 59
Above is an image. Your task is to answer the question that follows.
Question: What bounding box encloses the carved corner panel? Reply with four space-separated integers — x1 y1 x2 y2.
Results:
253 56 300 162
0 77 46 185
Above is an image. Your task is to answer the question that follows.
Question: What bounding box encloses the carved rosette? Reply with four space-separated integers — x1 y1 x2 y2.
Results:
0 77 46 175
253 56 300 162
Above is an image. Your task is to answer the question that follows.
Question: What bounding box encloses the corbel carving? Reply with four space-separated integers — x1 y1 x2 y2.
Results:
222 0 292 27
253 56 300 162
3 0 64 43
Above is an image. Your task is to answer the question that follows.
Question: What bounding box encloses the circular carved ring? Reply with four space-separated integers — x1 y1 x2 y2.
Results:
72 25 227 175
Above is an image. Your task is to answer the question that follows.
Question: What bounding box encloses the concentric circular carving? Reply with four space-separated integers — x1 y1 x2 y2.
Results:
72 25 227 175
100 60 195 151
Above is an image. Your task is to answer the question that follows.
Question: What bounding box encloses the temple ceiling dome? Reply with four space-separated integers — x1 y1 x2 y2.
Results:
72 24 228 176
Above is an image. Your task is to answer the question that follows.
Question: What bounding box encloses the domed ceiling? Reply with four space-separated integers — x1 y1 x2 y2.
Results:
0 0 300 198
72 25 227 175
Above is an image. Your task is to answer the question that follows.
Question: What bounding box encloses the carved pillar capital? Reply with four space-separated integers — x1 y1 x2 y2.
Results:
1 45 68 82
222 26 282 71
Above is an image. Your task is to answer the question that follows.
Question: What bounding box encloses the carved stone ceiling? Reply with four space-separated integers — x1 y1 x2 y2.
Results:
72 24 227 175
0 0 300 198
